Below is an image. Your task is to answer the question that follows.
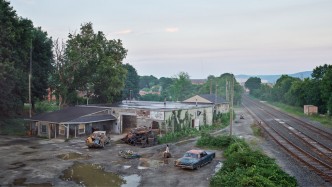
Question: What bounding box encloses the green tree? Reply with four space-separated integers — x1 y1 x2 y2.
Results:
139 75 158 89
0 0 53 116
121 63 139 100
52 23 127 106
245 77 261 94
31 27 54 110
272 75 300 103
169 72 192 101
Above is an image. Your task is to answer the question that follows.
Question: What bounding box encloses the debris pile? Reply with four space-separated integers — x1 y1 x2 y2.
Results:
86 131 110 148
118 150 141 159
121 127 157 147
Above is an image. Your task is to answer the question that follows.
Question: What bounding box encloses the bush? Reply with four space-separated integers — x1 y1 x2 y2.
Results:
196 134 236 149
207 136 297 187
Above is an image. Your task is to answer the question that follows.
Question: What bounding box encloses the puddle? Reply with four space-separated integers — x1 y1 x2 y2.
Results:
214 162 223 174
57 152 91 160
9 162 26 169
174 140 195 146
122 174 141 187
123 165 131 169
12 178 52 187
138 158 164 169
60 162 126 187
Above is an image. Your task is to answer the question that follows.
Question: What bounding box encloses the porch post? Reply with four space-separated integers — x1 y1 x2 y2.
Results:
54 124 56 139
66 124 69 139
75 125 77 138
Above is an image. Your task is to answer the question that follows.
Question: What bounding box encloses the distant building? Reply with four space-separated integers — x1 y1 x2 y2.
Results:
304 105 318 115
183 94 229 114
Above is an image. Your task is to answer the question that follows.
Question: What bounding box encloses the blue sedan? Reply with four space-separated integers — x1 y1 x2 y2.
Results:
174 149 215 170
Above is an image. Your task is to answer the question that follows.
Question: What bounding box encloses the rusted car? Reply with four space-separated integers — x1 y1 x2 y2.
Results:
85 131 110 148
174 149 215 170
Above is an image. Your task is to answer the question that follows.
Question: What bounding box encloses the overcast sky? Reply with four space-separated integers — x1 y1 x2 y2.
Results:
10 0 332 78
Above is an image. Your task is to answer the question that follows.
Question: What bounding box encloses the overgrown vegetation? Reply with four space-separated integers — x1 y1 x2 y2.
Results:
251 123 263 137
158 111 230 144
0 119 26 136
196 135 297 187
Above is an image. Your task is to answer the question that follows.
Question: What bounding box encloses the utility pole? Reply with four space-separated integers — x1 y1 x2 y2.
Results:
29 39 32 118
210 80 212 94
215 84 218 103
226 80 228 101
229 76 234 136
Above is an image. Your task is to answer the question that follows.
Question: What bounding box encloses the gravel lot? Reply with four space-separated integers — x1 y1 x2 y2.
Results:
0 106 330 187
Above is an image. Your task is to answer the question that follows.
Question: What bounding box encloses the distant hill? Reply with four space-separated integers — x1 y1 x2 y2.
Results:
235 71 312 83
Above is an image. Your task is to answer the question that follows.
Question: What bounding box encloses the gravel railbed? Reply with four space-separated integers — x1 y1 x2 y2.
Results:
230 107 331 187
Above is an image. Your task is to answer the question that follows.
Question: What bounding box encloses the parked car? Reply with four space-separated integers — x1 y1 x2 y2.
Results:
174 149 215 169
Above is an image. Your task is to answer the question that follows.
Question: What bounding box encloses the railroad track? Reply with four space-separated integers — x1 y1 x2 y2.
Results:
242 95 332 183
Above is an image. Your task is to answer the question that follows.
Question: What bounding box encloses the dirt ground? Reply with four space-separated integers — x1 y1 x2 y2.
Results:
0 107 326 187
0 126 227 186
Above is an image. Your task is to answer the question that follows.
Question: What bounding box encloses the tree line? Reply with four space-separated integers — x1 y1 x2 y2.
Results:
1 0 242 120
245 64 332 116
0 0 138 119
138 72 243 105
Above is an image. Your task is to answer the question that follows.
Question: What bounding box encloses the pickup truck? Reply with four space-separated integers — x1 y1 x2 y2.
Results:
174 149 215 170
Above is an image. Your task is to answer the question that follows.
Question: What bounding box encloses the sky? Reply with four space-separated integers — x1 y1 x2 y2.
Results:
10 0 332 78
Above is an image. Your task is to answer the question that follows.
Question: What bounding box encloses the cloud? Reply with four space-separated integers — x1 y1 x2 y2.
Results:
114 29 132 35
165 27 179 33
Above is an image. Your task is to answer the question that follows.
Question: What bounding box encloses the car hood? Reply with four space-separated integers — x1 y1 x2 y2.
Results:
177 157 198 165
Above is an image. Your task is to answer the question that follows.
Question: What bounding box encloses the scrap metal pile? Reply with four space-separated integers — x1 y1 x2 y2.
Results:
121 126 157 147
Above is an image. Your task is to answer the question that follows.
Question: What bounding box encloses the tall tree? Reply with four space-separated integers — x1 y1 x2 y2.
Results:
53 22 127 105
169 72 192 101
121 63 139 100
31 27 53 110
0 0 52 116
245 77 261 93
139 75 158 89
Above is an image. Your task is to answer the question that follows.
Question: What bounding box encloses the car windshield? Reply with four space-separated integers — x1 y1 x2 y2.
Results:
184 152 198 158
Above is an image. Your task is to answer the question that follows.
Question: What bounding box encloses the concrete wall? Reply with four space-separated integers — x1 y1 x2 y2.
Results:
162 106 213 134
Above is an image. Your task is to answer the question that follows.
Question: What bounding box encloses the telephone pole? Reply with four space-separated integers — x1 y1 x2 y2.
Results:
29 40 32 118
229 76 234 136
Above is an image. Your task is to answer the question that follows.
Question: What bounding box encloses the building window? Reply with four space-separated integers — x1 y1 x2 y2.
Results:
59 125 65 135
78 124 85 134
41 124 47 133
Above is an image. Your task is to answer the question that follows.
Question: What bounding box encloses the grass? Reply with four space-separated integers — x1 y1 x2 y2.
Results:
251 123 263 137
196 135 297 187
269 102 332 127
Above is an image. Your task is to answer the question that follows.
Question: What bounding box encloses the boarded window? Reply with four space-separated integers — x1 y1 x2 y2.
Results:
78 124 85 134
41 125 47 133
59 125 65 135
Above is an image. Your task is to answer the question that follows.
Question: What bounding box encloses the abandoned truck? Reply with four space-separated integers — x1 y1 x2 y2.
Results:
174 149 215 170
85 131 110 148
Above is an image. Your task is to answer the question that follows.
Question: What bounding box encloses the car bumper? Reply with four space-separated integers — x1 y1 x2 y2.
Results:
174 164 195 169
